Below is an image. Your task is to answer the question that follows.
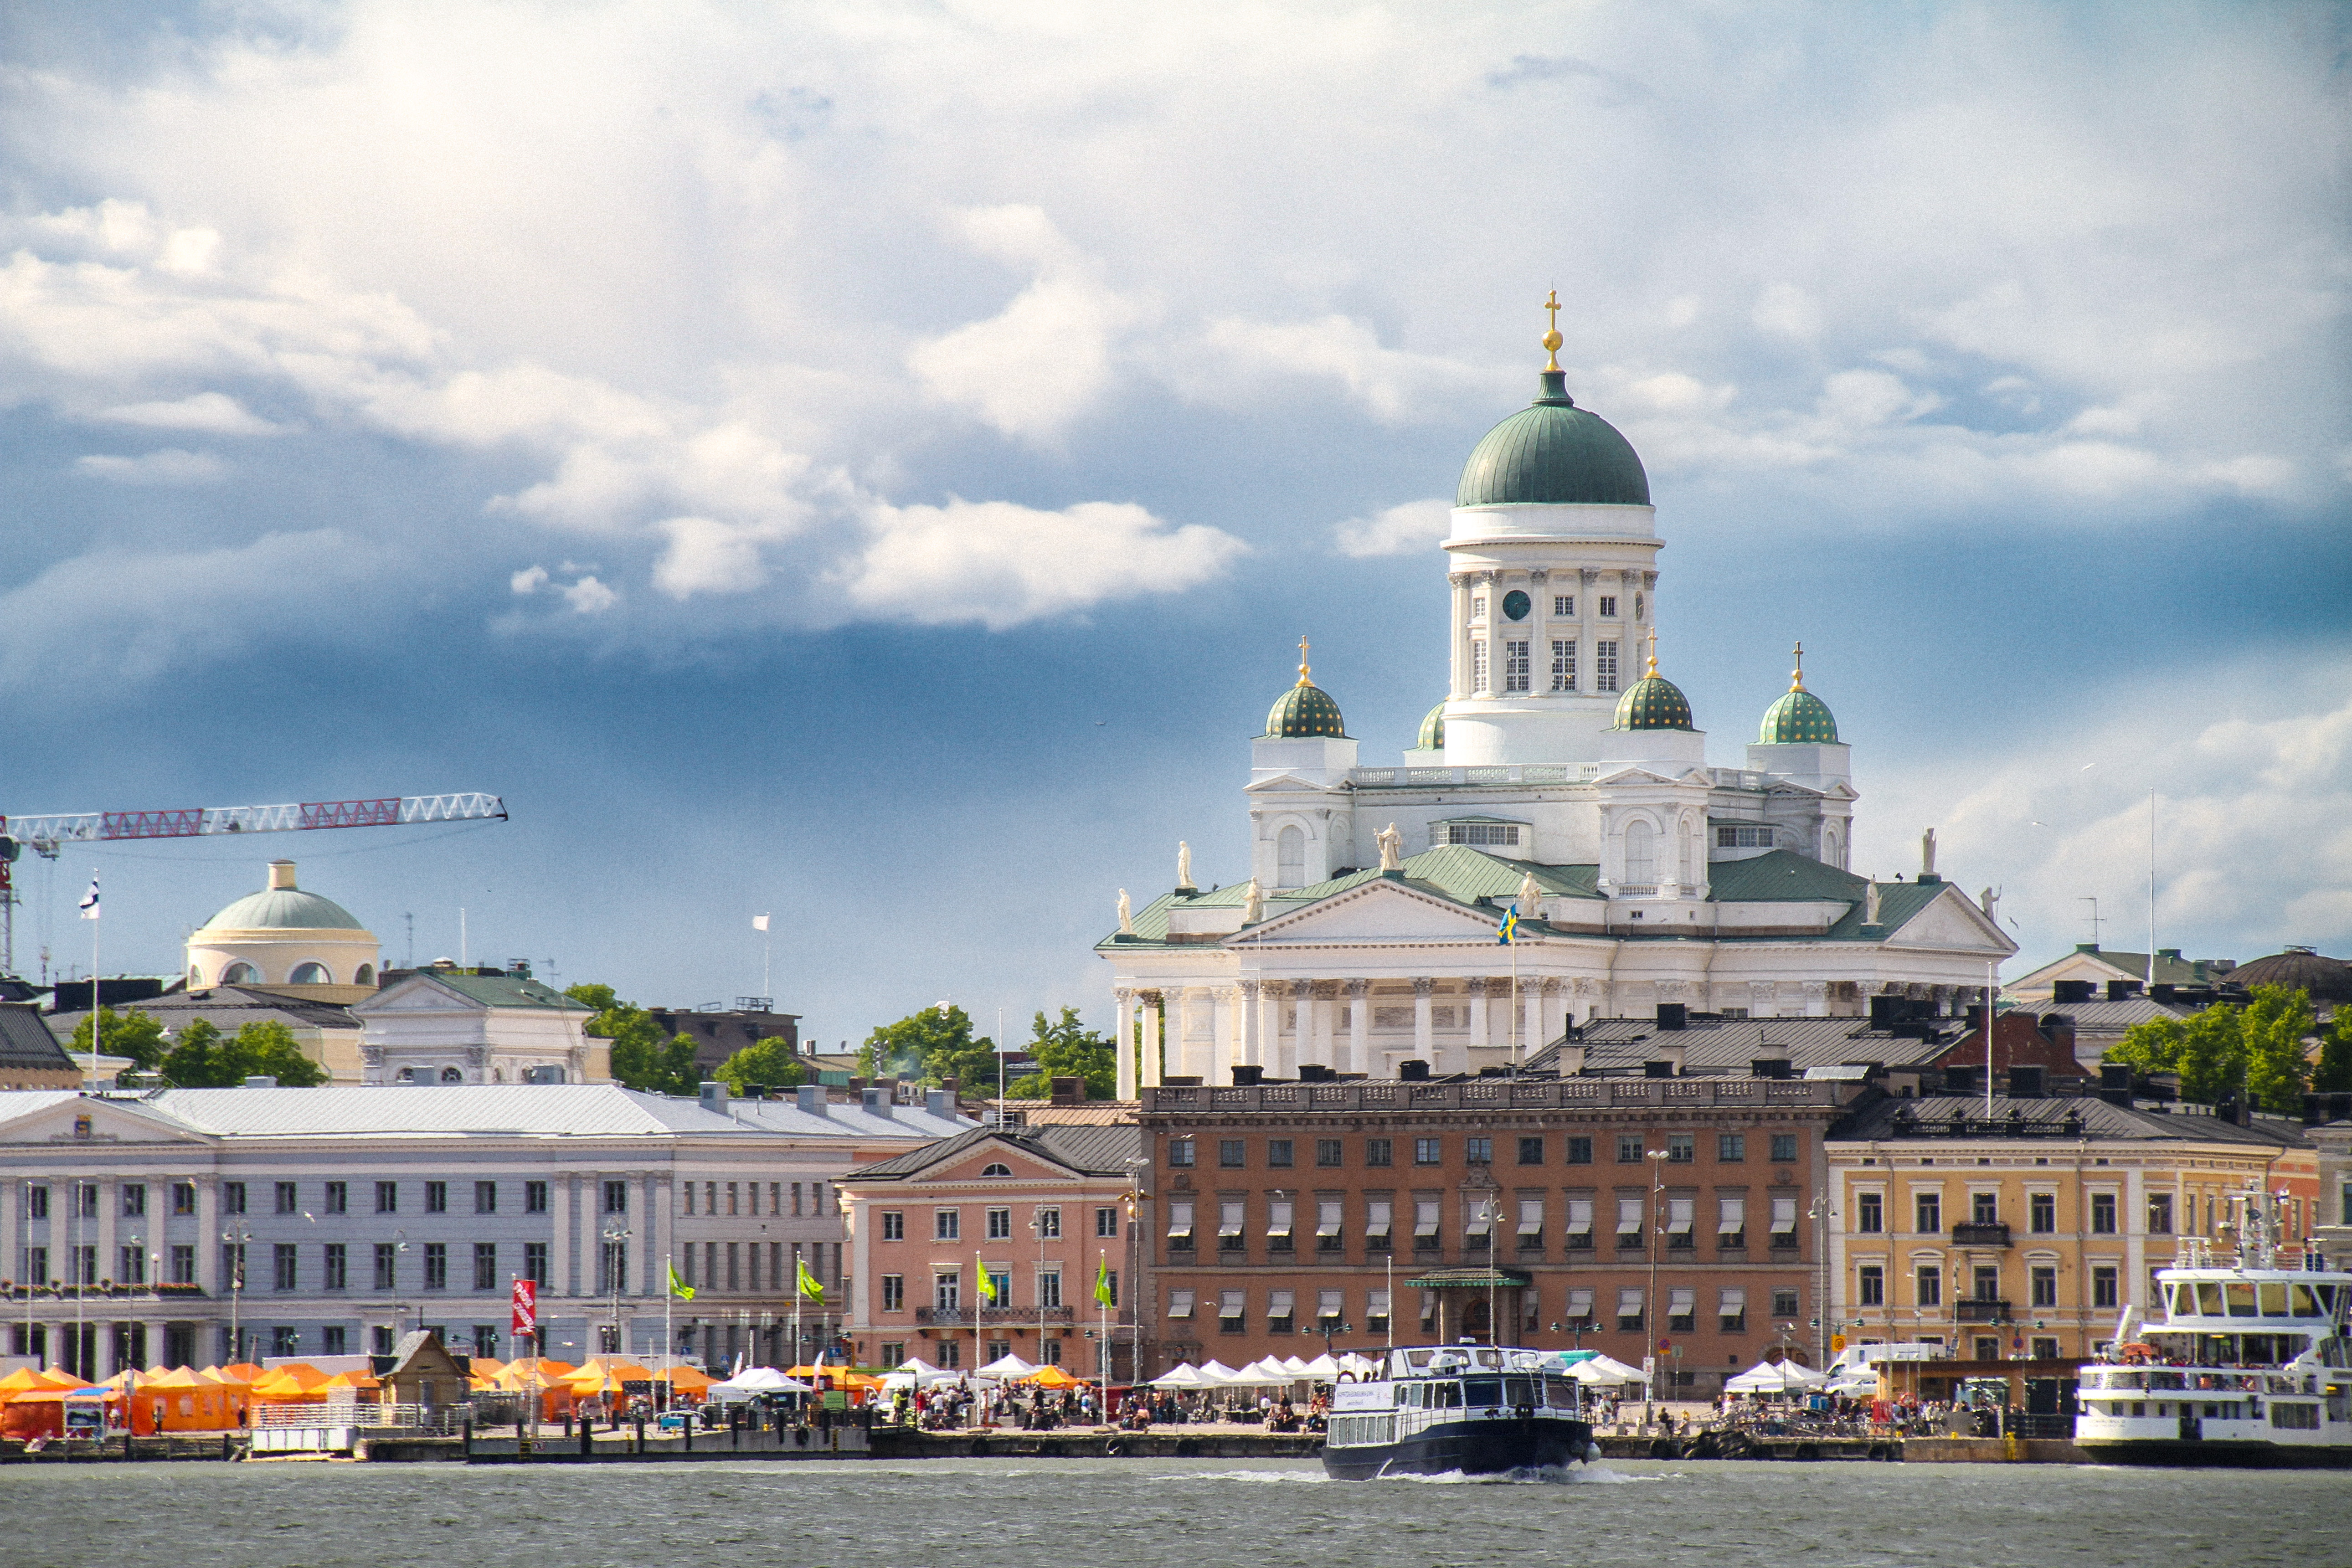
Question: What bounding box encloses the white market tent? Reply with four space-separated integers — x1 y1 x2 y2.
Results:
1279 1356 1313 1377
1569 1354 1647 1388
1150 1363 1208 1389
707 1367 813 1400
1232 1357 1296 1386
1194 1359 1244 1384
1338 1352 1382 1378
977 1354 1040 1380
1725 1358 1830 1395
1301 1353 1340 1379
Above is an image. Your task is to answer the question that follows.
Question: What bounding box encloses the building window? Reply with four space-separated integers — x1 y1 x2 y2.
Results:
1414 1198 1442 1250
2031 1266 2058 1308
1566 1136 1593 1165
1857 1193 1884 1233
171 1182 195 1215
1717 1195 1746 1247
1972 1192 1999 1224
935 1210 960 1241
1770 1134 1799 1163
1267 1139 1294 1168
1666 1133 1694 1163
376 1181 397 1214
1916 1266 1942 1307
1167 1199 1195 1252
274 1243 299 1291
222 1182 247 1215
1095 1206 1118 1238
374 1243 397 1290
273 1182 297 1215
1445 823 1521 846
474 1243 499 1293
1858 1265 1886 1307
1472 642 1488 692
881 1274 905 1311
1365 1198 1393 1251
475 1182 498 1215
1714 1134 1744 1162
1415 1138 1442 1166
1668 1287 1696 1332
424 1242 448 1290
323 1243 347 1290
1770 1196 1800 1246
2028 1192 2057 1233
1549 639 1576 692
987 1207 1012 1240
170 1244 196 1285
2092 1265 2120 1309
321 1181 346 1215
524 1242 547 1287
602 1180 627 1214
1365 1138 1393 1168
1470 595 1486 621
1317 1138 1344 1167
26 1186 46 1220
934 1272 960 1311
1218 1289 1245 1334
1616 1287 1643 1332
1466 1137 1493 1165
1518 1136 1544 1166
1633 592 1645 621
1219 1199 1247 1252
1553 595 1574 617
2031 1337 2059 1360
121 1183 147 1217
1032 1206 1060 1239
518 1180 545 1215
1504 639 1531 693
1100 1270 1118 1307
1037 1270 1062 1309
1594 640 1618 693
119 1244 146 1284
75 1244 98 1285
1168 1138 1194 1167
1617 1136 1645 1163
2090 1193 2118 1234
1599 596 1617 618
880 1211 904 1241
272 1326 300 1358
1716 824 1776 848
1916 1194 1942 1234
1220 1140 1246 1169
1719 1286 1747 1332
1771 1287 1800 1319
426 1182 449 1214
1616 1196 1643 1246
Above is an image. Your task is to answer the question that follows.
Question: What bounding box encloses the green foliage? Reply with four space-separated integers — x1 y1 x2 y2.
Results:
2242 984 2316 1115
159 1018 328 1087
1005 1008 1116 1100
566 982 698 1095
2312 1009 2352 1095
859 1004 997 1090
2105 1016 2185 1077
714 1036 805 1094
2174 1005 2245 1107
71 1007 167 1070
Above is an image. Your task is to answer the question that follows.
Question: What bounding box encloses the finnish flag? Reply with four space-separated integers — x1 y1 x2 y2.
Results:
78 877 100 920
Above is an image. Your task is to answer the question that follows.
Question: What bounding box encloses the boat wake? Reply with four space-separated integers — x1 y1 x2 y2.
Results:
1372 1462 1648 1485
1148 1468 1333 1484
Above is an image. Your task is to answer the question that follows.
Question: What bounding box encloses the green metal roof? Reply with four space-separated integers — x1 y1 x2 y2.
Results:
1611 672 1694 731
1758 687 1838 745
200 887 366 931
1455 370 1650 508
1263 679 1347 739
413 972 589 1011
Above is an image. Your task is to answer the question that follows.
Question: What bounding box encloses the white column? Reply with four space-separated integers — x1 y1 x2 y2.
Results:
551 1168 573 1297
1521 984 1543 1057
1257 983 1281 1072
1140 992 1163 1090
1475 571 1499 695
97 1178 117 1293
640 1172 662 1296
1113 987 1136 1102
1449 574 1472 700
1345 980 1370 1077
1213 987 1236 1080
196 1178 219 1295
1412 978 1434 1068
1238 980 1261 1069
1466 978 1489 1067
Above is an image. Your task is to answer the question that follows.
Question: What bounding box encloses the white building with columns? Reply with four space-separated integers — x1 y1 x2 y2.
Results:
1097 341 2012 1095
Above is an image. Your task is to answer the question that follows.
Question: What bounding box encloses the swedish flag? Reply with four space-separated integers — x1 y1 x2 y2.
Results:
1497 905 1520 945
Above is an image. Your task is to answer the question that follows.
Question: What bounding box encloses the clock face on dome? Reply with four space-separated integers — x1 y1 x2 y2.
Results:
1502 590 1531 621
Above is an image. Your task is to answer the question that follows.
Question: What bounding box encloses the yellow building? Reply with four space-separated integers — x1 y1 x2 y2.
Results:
1827 1092 2317 1362
184 860 381 1005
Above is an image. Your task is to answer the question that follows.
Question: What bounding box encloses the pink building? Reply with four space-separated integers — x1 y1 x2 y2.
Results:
839 1121 1145 1378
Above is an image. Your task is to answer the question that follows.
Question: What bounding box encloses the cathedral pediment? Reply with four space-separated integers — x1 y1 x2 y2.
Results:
1884 886 2015 956
1234 876 1500 945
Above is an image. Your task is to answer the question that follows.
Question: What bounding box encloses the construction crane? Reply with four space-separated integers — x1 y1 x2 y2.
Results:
0 792 507 978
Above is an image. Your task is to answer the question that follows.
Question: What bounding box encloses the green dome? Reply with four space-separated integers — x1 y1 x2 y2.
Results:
1264 645 1347 738
1415 702 1446 750
1612 643 1695 731
1456 370 1651 508
202 887 366 931
1756 645 1838 743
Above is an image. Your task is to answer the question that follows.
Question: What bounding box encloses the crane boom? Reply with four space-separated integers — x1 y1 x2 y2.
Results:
3 792 507 852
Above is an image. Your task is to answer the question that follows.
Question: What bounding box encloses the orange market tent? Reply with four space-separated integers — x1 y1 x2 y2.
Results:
248 1369 328 1406
659 1366 715 1396
1028 1365 1083 1390
136 1366 240 1432
0 1367 77 1397
567 1361 654 1397
217 1362 265 1383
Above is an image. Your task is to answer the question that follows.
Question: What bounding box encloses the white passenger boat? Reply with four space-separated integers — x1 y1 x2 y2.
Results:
1323 1343 1597 1479
2074 1191 2352 1468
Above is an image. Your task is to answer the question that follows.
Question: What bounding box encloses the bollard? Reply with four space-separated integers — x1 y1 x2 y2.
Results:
683 1419 692 1454
634 1415 645 1456
731 1409 741 1451
462 1416 473 1460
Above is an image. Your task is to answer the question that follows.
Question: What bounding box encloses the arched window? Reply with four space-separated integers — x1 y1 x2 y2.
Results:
353 964 375 987
1824 827 1844 870
1276 825 1307 889
981 1162 1012 1176
1678 819 1699 886
289 962 332 985
221 961 259 985
396 1067 417 1082
439 1066 463 1084
1622 820 1656 886
188 966 201 986
492 1069 505 1084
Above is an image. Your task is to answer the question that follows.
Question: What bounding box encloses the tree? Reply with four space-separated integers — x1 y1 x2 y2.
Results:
70 1007 167 1071
2312 1008 2352 1095
714 1036 804 1094
566 982 697 1095
2242 984 2316 1115
859 1004 997 1090
1005 1008 1115 1100
2105 1015 2186 1077
159 1019 228 1086
158 1018 327 1087
2174 1004 2246 1107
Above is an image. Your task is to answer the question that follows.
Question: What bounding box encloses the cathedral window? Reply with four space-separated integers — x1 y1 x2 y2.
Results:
1276 825 1307 889
1550 640 1575 692
1633 592 1644 620
1553 596 1574 617
1595 641 1619 692
1716 825 1774 848
1599 596 1617 617
1503 640 1530 693
1470 596 1486 621
1472 642 1488 693
1443 823 1520 847
1622 821 1657 886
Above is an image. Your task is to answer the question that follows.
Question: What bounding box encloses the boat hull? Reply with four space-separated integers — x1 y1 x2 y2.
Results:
2076 1439 2352 1470
1323 1415 1593 1479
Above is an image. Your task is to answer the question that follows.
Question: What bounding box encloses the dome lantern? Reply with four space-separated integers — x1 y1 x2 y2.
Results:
1262 637 1348 739
1757 642 1839 745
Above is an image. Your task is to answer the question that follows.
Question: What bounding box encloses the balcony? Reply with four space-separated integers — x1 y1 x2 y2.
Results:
1952 1222 2012 1247
1955 1299 2010 1324
915 1306 1076 1326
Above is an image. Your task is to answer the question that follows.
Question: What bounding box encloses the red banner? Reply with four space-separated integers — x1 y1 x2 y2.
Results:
511 1278 537 1337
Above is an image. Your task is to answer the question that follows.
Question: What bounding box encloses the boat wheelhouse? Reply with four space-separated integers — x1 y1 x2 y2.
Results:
1323 1343 1596 1479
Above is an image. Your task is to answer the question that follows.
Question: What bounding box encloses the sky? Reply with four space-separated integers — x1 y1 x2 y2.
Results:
0 1 2345 1051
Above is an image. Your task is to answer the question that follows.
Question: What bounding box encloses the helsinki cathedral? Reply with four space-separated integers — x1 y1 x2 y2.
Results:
1097 303 2013 1095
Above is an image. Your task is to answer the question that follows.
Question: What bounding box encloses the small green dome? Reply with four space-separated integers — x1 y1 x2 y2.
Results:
1415 702 1446 750
1456 370 1651 508
1611 641 1695 731
1262 643 1346 738
1756 644 1838 744
202 888 365 931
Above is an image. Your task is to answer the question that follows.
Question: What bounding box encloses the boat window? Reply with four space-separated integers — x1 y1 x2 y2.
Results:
2162 1284 2181 1318
1436 1381 1463 1408
2290 1284 2322 1318
2311 1286 2337 1318
2194 1283 2223 1316
2258 1284 2289 1317
2225 1282 2259 1319
1504 1377 1536 1408
1545 1378 1578 1409
1462 1377 1502 1408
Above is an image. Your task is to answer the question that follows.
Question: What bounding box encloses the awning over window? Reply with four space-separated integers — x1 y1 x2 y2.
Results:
1617 1197 1643 1234
1318 1289 1343 1319
1565 1199 1593 1235
1415 1199 1441 1237
1266 1198 1294 1238
1517 1198 1544 1235
1465 1200 1493 1237
1771 1197 1799 1236
1718 1286 1745 1315
1166 1200 1194 1239
1267 1290 1294 1320
1166 1289 1194 1318
1365 1199 1393 1238
1616 1286 1643 1316
1218 1289 1245 1318
1667 1198 1694 1235
1317 1199 1343 1237
1668 1287 1696 1316
1565 1287 1594 1317
1219 1199 1245 1238
1718 1196 1746 1235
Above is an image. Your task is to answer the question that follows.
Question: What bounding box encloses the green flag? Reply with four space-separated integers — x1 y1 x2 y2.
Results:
796 1257 825 1303
974 1254 998 1305
667 1261 695 1301
1094 1254 1115 1308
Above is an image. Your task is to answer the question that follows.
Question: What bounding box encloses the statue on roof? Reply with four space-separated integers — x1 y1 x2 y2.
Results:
1518 869 1544 919
1117 889 1133 936
1242 877 1264 925
1864 880 1883 925
1920 827 1937 878
1376 822 1404 873
1176 841 1194 892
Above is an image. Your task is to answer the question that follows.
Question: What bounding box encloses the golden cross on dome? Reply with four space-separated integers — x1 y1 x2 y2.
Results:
1541 289 1565 372
1646 626 1660 677
1790 641 1806 692
1297 635 1312 685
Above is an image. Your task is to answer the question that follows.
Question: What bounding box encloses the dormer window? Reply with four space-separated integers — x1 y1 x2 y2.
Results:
1436 819 1524 848
981 1162 1012 1177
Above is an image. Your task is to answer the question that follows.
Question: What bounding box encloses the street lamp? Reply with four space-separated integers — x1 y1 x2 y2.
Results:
221 1221 254 1366
1643 1146 1671 1429
602 1224 632 1357
1320 1318 1353 1357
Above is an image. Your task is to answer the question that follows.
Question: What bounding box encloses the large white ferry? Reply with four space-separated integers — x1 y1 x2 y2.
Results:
1323 1344 1597 1479
2074 1190 2352 1468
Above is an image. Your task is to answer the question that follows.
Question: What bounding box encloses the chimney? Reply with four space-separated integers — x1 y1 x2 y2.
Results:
2106 979 2142 1001
862 1087 894 1118
1230 1064 1264 1087
267 860 298 891
1556 1043 1587 1075
1943 1064 1979 1098
699 1080 729 1116
1656 1002 1687 1032
2150 983 2177 1004
796 1084 829 1118
2099 1064 2133 1107
2007 1065 2045 1099
1397 1059 1430 1083
1642 1044 1682 1078
1050 1075 1086 1105
1750 1055 1792 1081
1869 994 1898 1030
2051 979 2096 1004
924 1088 952 1118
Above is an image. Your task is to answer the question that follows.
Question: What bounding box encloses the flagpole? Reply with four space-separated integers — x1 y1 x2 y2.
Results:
85 874 100 1092
663 1251 674 1413
1097 1246 1108 1425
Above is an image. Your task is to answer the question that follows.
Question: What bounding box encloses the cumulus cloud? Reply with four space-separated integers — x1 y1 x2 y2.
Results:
96 391 295 436
1333 497 1453 558
1177 316 1493 424
74 447 226 484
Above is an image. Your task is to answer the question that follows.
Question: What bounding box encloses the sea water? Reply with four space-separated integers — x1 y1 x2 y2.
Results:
4 1457 2340 1568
